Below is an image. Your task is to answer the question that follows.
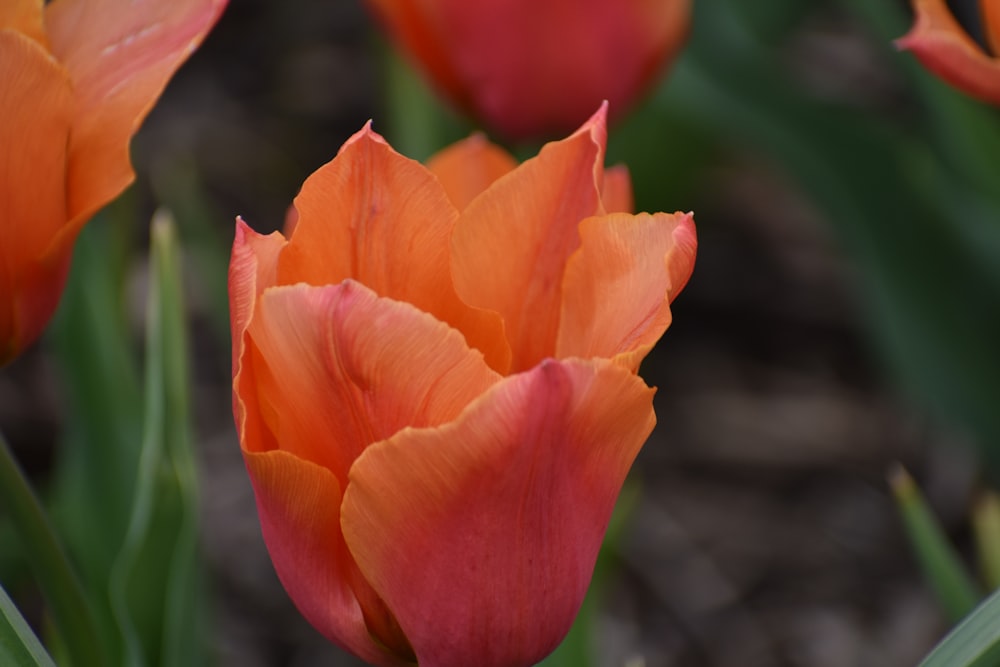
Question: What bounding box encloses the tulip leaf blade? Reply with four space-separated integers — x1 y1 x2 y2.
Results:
107 210 208 667
889 466 980 622
918 587 1000 667
0 584 57 667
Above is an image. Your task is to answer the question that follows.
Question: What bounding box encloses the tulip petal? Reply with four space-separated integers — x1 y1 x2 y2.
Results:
896 0 1000 105
276 124 510 371
44 0 226 231
0 30 73 364
238 281 501 486
421 0 689 138
982 0 1000 55
601 164 634 214
425 133 517 211
451 105 608 372
242 449 411 666
557 212 696 370
366 0 472 112
342 358 655 667
1 0 46 46
228 218 285 382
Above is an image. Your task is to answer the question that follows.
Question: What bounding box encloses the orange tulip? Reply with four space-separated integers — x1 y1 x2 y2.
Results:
230 104 696 667
0 0 226 365
897 0 1000 105
365 0 691 140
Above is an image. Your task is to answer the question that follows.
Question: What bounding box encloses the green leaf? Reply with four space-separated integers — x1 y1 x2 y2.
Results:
0 584 56 667
890 465 980 622
108 211 208 667
919 586 1000 667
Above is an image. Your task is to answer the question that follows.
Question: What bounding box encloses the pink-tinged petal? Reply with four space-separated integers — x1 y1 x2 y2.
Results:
556 212 696 371
1 0 46 46
451 105 608 372
242 449 412 666
896 0 1000 105
342 358 656 667
44 0 227 231
238 281 500 486
601 164 634 214
0 31 73 364
426 133 517 211
276 124 510 371
228 217 285 383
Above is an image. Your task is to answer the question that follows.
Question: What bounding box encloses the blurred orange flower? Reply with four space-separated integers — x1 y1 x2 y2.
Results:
0 0 226 365
230 105 696 666
897 0 1000 105
365 0 691 140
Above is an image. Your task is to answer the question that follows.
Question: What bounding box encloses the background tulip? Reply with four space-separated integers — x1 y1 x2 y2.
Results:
364 0 691 140
897 0 1000 105
0 0 226 365
230 105 695 666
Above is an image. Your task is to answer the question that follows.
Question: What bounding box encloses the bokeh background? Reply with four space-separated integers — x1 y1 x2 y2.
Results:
4 0 1000 665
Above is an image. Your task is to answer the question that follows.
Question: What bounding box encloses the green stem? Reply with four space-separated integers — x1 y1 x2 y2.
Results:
0 429 105 666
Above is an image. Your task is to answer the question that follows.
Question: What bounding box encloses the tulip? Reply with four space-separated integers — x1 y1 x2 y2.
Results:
230 104 696 667
897 0 1000 105
0 0 226 365
365 0 691 140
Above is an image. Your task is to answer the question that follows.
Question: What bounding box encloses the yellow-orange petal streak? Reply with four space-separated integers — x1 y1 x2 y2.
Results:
277 124 510 371
240 281 500 485
451 106 608 372
242 450 411 667
0 31 73 364
1 0 46 46
897 0 1000 105
342 358 656 667
425 133 517 211
44 0 227 232
557 212 696 371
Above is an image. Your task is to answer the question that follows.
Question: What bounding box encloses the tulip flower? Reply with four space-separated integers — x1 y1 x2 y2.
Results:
897 0 1000 105
0 0 226 365
365 0 691 140
230 104 696 667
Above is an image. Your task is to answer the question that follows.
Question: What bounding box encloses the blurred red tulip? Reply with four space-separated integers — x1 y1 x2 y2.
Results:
897 0 1000 105
0 0 226 365
230 105 696 666
365 0 691 140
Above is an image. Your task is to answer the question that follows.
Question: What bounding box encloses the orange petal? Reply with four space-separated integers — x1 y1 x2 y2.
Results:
1 0 47 46
276 124 510 371
982 0 1000 55
0 30 73 364
242 449 411 666
601 164 634 214
451 105 608 372
556 212 696 371
44 0 227 232
238 280 500 487
342 358 656 667
425 133 517 211
896 0 1000 105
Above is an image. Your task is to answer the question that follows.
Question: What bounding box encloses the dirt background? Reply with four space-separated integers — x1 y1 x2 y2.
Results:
1 1 983 665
